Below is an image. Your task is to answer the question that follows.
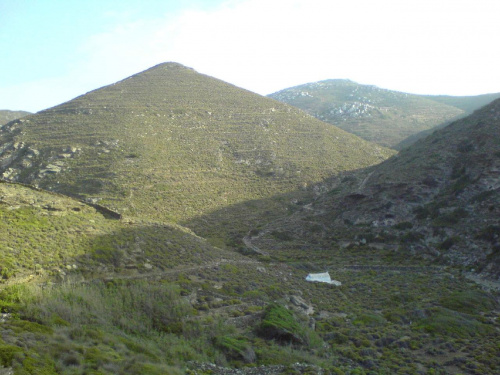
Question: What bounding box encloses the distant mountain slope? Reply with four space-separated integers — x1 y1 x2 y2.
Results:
268 80 500 149
251 99 500 279
0 110 31 125
423 92 500 113
0 63 392 227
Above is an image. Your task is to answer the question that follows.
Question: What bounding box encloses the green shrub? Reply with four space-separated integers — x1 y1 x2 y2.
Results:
438 236 460 250
0 344 23 366
270 231 294 241
432 208 468 227
352 313 386 327
441 290 497 314
10 319 53 335
414 308 492 338
400 231 424 244
258 303 314 345
476 225 500 243
214 335 256 363
393 221 413 230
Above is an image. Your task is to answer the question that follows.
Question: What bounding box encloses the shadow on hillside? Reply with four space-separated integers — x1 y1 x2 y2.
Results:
180 165 375 251
67 222 237 280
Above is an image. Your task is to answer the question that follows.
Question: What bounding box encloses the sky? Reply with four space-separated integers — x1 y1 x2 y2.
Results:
1 0 500 112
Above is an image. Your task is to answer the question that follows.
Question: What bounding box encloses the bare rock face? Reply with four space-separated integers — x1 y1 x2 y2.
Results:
0 118 87 184
289 295 314 316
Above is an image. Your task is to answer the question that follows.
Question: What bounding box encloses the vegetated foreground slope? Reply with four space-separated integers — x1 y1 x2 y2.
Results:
0 63 392 226
268 79 500 149
1 185 499 375
0 180 240 282
251 98 500 280
0 110 31 125
1 182 499 375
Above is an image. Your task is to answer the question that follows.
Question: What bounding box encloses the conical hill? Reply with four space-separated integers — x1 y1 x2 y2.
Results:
0 63 393 223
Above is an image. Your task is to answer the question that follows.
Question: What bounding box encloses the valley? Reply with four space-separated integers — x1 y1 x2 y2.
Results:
0 64 498 375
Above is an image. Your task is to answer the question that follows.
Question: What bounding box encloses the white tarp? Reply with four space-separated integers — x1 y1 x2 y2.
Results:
305 272 341 286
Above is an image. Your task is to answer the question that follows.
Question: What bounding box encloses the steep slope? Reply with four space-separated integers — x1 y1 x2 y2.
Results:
251 99 500 279
0 63 392 227
268 80 500 149
0 110 30 125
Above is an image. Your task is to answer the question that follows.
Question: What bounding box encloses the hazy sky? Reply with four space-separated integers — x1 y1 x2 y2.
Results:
1 0 500 112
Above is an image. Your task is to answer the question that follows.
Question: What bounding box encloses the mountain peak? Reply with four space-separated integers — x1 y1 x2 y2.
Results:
136 61 195 74
0 63 393 226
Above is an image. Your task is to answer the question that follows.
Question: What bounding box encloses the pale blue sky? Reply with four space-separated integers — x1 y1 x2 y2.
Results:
2 0 500 112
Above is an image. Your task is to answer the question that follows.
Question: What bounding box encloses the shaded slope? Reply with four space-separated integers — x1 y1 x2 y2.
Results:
251 99 500 279
269 80 500 149
0 63 392 225
395 92 500 150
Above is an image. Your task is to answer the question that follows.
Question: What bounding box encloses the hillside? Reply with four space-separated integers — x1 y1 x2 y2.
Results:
0 63 392 235
268 80 500 149
0 110 30 125
1 182 498 374
250 99 500 280
0 180 241 282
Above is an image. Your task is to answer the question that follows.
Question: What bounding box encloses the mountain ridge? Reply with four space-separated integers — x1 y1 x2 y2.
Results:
0 110 31 125
268 80 500 149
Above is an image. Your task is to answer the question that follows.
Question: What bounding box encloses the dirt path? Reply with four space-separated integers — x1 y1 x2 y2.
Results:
78 258 262 284
242 235 268 256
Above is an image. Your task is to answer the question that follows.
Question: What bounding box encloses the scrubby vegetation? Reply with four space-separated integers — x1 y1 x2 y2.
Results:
0 183 498 374
269 79 500 149
0 244 498 374
0 110 31 125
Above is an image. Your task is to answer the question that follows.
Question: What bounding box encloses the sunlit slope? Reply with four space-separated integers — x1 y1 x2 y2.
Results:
0 63 392 223
0 181 239 281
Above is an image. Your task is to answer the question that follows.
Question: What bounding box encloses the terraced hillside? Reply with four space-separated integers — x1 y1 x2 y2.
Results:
0 63 392 231
0 110 30 125
250 99 500 280
269 80 500 149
